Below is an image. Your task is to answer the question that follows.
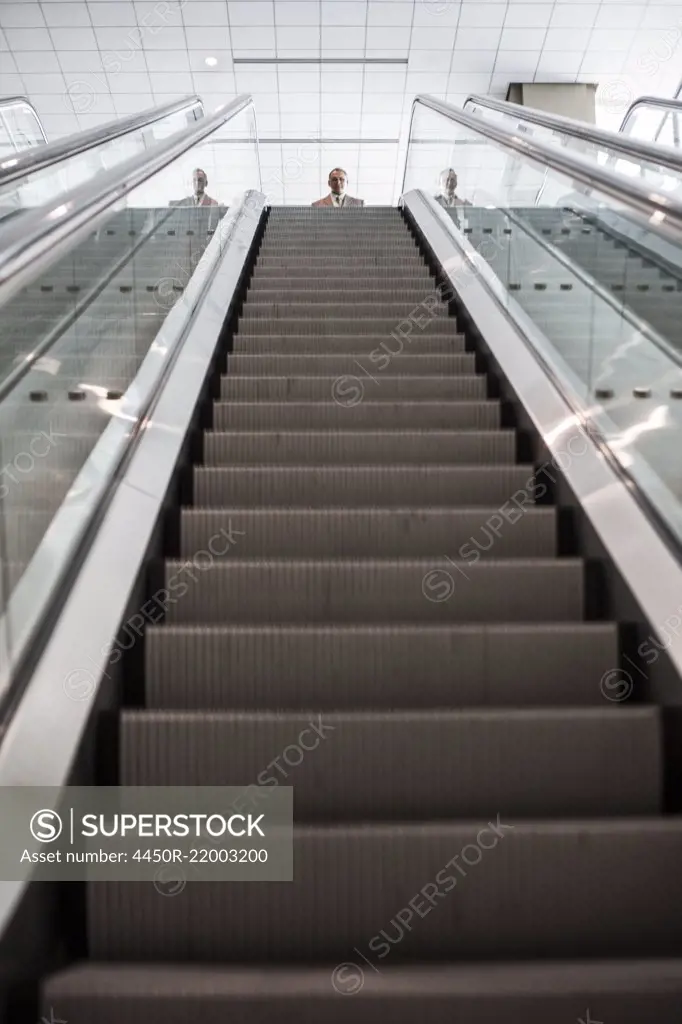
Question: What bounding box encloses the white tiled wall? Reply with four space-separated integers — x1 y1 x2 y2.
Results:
0 0 680 203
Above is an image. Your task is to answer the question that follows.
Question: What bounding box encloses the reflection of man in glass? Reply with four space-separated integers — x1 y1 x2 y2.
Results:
435 168 470 210
172 168 219 206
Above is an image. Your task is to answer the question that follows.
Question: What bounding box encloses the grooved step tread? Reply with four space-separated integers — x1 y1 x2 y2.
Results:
120 707 660 817
162 557 584 624
41 959 682 1023
144 622 619 709
179 507 555 557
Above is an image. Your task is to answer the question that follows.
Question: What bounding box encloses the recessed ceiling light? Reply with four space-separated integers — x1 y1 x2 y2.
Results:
205 56 218 67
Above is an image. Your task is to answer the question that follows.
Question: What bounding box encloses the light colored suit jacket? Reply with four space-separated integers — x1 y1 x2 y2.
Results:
171 194 219 207
312 193 364 207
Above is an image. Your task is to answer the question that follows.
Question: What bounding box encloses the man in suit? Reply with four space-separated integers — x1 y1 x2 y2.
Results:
312 168 364 207
171 168 219 207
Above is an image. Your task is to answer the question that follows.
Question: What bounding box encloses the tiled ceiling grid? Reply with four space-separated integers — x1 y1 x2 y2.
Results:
0 0 681 204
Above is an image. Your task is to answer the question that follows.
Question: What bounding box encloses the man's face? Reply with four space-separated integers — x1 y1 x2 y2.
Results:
445 170 458 193
193 171 207 194
329 170 346 195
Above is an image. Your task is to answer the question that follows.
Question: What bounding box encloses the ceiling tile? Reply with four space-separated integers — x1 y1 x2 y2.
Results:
494 50 540 74
413 1 461 27
50 27 98 50
57 50 106 72
106 71 152 93
192 71 236 93
232 26 276 49
145 50 191 72
588 29 637 52
275 3 319 26
594 4 646 28
447 72 491 92
235 69 279 90
409 49 453 70
320 26 367 47
322 92 363 112
543 27 591 50
368 2 415 26
134 1 183 27
0 4 46 29
321 2 368 25
185 26 232 49
4 28 54 50
284 92 321 113
363 68 406 90
104 49 148 73
406 71 449 91
640 5 682 29
411 26 457 48
256 112 281 133
16 50 61 73
459 3 507 27
276 26 321 49
279 70 321 91
549 4 598 28
536 51 584 74
22 72 67 94
182 2 229 25
142 26 186 48
362 92 404 113
149 71 193 92
42 4 91 27
578 52 627 73
228 2 274 26
88 3 137 27
321 68 364 89
499 27 546 48
455 27 502 48
367 25 411 48
450 50 497 72
504 3 553 27
113 93 153 114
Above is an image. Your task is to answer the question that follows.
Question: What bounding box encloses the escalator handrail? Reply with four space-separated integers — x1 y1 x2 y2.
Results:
404 94 682 244
0 93 258 316
0 94 204 185
0 96 48 147
462 93 682 175
620 94 682 135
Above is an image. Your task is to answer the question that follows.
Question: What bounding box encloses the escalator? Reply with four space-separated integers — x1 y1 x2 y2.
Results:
1 93 682 1022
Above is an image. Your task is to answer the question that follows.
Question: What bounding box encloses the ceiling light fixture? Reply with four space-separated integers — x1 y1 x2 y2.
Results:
205 56 218 67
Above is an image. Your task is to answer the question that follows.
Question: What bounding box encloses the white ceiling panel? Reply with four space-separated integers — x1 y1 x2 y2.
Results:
0 0 678 205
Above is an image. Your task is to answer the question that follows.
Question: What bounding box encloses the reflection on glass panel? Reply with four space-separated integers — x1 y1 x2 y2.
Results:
404 100 682 546
0 102 202 220
0 100 258 686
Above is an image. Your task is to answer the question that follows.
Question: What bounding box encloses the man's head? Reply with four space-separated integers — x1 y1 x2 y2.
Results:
193 168 208 196
328 167 348 196
440 168 458 195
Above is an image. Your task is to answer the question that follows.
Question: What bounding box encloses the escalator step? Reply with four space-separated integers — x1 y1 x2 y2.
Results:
145 622 619 709
224 354 476 374
220 375 481 399
202 429 516 465
40 959 682 1023
120 707 660 817
162 558 584 623
192 464 537 507
86 821 682 960
179 507 556 558
211 401 501 431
